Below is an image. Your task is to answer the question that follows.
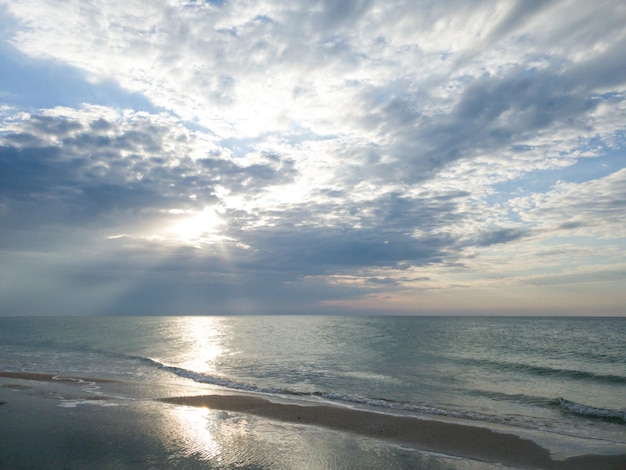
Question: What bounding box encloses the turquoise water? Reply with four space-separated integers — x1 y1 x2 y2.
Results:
1 316 625 467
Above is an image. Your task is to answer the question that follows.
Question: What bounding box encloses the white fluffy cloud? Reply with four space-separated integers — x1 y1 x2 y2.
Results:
1 0 625 315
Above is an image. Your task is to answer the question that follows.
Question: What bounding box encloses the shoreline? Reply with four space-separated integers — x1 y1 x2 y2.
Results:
0 370 117 383
160 394 626 469
2 371 625 468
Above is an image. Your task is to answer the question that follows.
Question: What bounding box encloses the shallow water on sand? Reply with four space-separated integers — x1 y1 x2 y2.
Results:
1 376 508 469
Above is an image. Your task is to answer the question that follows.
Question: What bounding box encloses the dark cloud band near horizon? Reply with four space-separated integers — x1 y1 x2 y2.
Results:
1 0 625 316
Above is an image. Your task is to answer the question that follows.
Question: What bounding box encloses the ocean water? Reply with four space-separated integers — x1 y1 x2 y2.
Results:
1 316 625 468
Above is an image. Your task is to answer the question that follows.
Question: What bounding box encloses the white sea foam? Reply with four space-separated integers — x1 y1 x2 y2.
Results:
137 356 625 442
558 398 625 422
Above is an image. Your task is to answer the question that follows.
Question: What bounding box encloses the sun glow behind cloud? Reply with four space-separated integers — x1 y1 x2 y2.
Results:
166 207 226 245
0 0 625 315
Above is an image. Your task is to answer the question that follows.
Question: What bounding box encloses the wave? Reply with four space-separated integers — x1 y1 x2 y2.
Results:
457 357 626 385
557 398 625 423
134 356 626 430
467 389 554 407
138 357 478 415
134 356 305 396
135 357 625 434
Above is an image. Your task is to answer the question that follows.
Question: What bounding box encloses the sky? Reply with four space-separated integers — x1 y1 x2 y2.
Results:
0 0 625 316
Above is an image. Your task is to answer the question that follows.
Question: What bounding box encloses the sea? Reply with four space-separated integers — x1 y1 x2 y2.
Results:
0 315 624 469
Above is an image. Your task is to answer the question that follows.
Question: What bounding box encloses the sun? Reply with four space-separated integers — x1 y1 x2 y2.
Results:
167 206 225 244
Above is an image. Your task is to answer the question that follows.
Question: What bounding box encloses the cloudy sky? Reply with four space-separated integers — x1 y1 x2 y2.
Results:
1 0 625 316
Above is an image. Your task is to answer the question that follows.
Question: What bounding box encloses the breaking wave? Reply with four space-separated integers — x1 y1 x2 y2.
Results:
135 356 625 431
557 398 625 423
459 357 626 385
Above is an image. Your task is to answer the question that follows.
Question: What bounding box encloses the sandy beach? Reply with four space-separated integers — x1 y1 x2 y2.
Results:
2 371 625 469
160 394 626 469
0 374 168 468
0 371 626 469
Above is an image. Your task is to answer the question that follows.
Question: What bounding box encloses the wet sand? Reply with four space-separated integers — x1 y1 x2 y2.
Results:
0 376 171 468
0 370 116 383
2 371 624 469
161 394 626 469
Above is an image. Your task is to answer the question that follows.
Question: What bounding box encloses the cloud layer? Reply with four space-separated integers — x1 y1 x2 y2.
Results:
1 0 625 315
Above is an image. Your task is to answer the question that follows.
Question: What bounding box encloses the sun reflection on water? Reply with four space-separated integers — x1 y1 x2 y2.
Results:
175 316 226 376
